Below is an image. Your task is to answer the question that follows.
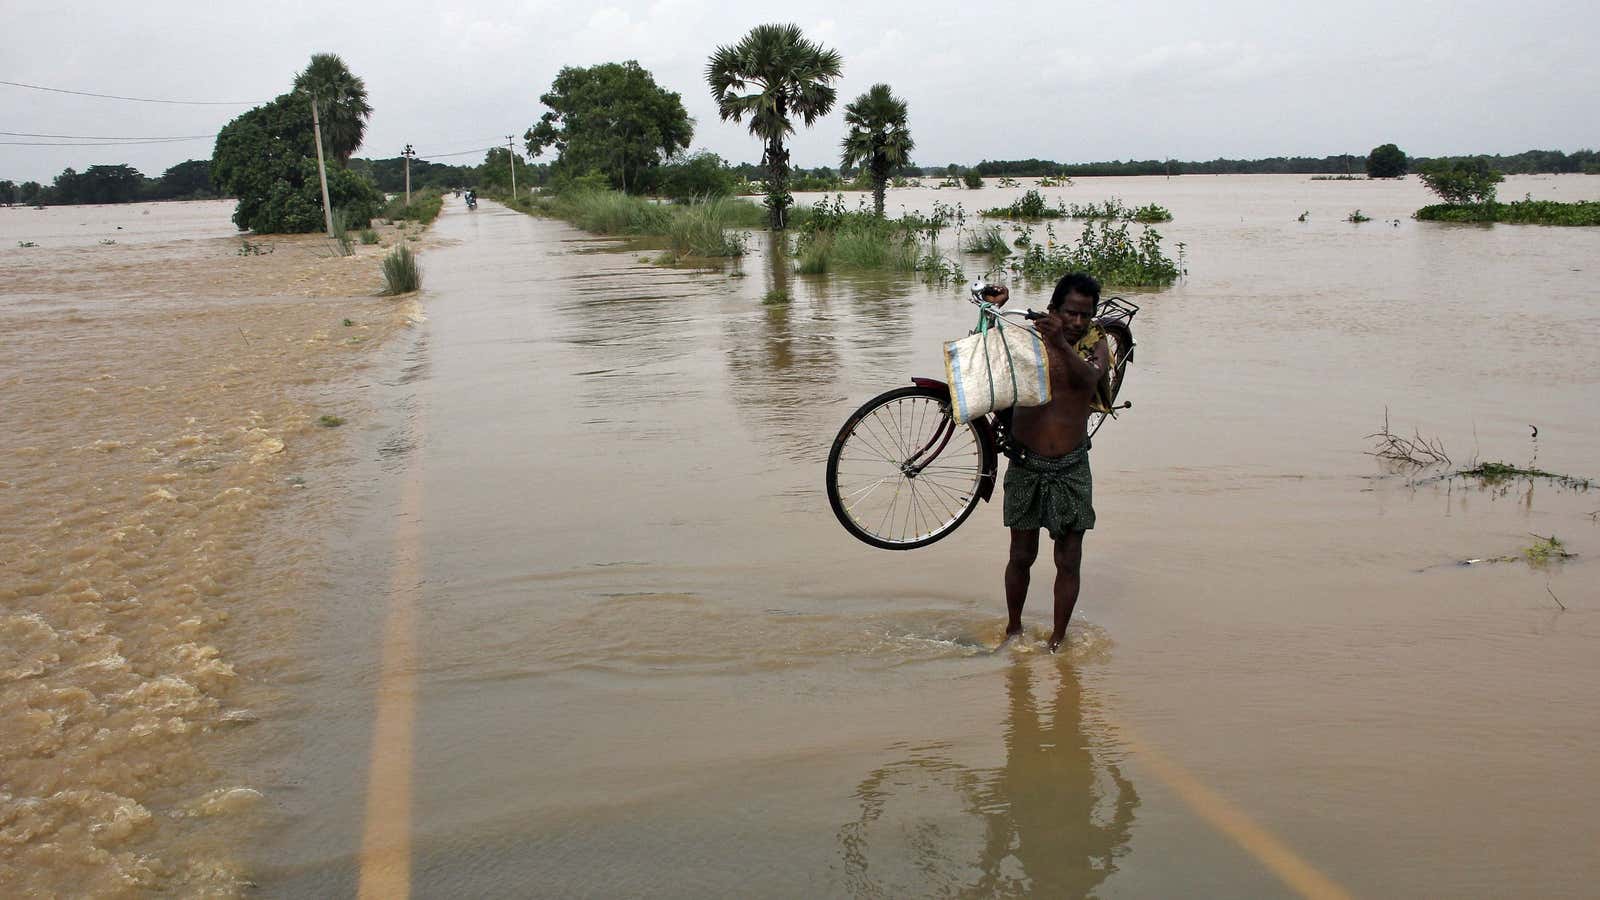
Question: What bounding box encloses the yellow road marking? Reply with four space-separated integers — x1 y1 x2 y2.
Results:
1117 721 1355 900
356 455 424 899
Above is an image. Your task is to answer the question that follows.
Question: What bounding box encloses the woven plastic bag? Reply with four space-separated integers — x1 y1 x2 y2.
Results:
942 318 1052 423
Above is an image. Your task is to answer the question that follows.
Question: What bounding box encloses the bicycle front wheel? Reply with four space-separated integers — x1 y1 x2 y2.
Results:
826 385 988 550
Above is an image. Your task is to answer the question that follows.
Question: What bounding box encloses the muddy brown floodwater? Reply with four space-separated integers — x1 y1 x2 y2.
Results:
5 176 1600 897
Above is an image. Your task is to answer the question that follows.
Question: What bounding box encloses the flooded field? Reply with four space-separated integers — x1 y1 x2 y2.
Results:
5 175 1599 897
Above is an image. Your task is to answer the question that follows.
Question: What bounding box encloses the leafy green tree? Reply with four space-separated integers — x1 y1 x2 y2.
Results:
51 164 145 205
19 181 42 204
1418 159 1504 205
707 23 843 229
839 84 914 217
476 146 537 193
157 160 215 199
525 61 692 194
0 180 16 205
656 150 739 200
212 93 381 233
292 53 372 165
1366 143 1407 178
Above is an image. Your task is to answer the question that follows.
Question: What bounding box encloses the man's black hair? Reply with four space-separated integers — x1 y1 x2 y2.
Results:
1049 272 1101 311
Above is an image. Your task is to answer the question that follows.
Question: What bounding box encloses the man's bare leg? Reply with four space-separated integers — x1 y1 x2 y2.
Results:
1048 531 1085 652
1004 529 1040 639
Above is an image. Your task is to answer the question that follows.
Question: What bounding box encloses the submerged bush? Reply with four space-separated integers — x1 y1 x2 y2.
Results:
380 243 422 294
961 225 1012 256
982 189 1062 219
1414 199 1600 226
1008 220 1182 288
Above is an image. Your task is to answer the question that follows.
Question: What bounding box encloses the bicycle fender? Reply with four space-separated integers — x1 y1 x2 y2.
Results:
911 378 999 503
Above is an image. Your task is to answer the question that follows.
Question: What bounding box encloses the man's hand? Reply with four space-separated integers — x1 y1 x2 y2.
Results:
983 285 1010 307
1034 312 1069 349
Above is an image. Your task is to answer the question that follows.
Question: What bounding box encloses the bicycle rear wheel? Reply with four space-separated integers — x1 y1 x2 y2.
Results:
826 385 988 550
1088 323 1133 438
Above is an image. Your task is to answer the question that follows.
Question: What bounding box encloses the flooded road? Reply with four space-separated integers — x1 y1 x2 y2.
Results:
7 175 1599 896
252 175 1598 898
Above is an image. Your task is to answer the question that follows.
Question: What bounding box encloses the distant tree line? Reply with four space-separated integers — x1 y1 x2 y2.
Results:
969 148 1599 178
0 160 218 206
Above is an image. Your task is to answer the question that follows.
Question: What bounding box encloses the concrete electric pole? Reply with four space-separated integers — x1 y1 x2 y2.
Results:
309 93 334 238
507 135 518 199
402 144 415 206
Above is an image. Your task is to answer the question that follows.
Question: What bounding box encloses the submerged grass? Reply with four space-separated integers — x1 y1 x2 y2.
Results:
962 225 1012 256
510 189 762 258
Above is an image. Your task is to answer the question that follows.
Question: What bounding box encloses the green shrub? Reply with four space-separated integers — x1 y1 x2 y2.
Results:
1131 203 1173 223
380 243 422 294
1347 209 1372 223
1414 199 1600 226
796 234 832 273
381 188 444 225
1008 220 1182 288
1418 160 1503 205
963 171 983 189
359 228 380 244
983 189 1061 219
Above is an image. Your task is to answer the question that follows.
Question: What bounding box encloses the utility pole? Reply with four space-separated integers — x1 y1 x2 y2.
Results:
507 135 518 198
309 92 334 237
402 144 415 206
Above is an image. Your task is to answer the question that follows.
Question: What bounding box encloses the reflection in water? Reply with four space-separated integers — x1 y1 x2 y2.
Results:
722 233 846 461
838 661 1137 897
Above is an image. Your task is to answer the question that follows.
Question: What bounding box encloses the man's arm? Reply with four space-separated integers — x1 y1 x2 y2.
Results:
1038 319 1105 390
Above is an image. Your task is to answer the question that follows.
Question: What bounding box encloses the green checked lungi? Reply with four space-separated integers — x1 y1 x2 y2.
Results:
1002 440 1095 540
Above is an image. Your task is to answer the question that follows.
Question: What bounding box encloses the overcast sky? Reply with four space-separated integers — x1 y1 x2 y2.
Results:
4 0 1596 183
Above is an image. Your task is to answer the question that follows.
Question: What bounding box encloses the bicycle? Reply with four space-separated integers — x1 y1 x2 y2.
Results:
825 282 1138 550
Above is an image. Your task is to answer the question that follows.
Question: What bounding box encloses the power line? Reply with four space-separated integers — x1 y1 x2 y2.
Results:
0 137 211 147
417 146 499 160
0 78 264 105
1 130 215 140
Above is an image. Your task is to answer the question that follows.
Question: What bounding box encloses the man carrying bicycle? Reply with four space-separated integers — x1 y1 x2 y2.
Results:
987 273 1110 652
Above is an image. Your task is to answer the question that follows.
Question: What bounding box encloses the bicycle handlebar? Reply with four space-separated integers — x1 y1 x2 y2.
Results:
969 281 1045 322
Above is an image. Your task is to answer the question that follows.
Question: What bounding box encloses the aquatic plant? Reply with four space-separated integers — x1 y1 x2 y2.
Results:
17 240 37 247
1297 211 1309 222
1523 534 1573 565
1346 209 1371 223
318 415 345 427
237 238 272 256
1131 203 1173 223
762 288 790 304
380 242 422 294
963 171 983 189
1036 174 1071 187
1452 461 1592 490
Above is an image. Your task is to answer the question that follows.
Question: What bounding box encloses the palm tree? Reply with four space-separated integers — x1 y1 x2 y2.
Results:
292 53 372 165
840 84 914 218
707 24 842 230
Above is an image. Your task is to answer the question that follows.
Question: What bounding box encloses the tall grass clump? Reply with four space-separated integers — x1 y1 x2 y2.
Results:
381 188 445 225
793 194 960 282
381 242 422 295
666 197 750 257
330 207 355 256
796 233 833 273
962 224 1012 256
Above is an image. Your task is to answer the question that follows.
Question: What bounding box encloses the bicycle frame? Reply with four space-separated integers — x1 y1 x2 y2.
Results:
907 296 1138 507
910 376 1002 503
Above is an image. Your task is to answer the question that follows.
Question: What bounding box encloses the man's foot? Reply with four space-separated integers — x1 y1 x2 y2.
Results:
1047 629 1067 653
999 624 1024 650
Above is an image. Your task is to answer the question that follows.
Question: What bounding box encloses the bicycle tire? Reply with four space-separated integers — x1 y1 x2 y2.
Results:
826 385 991 550
1088 322 1133 438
